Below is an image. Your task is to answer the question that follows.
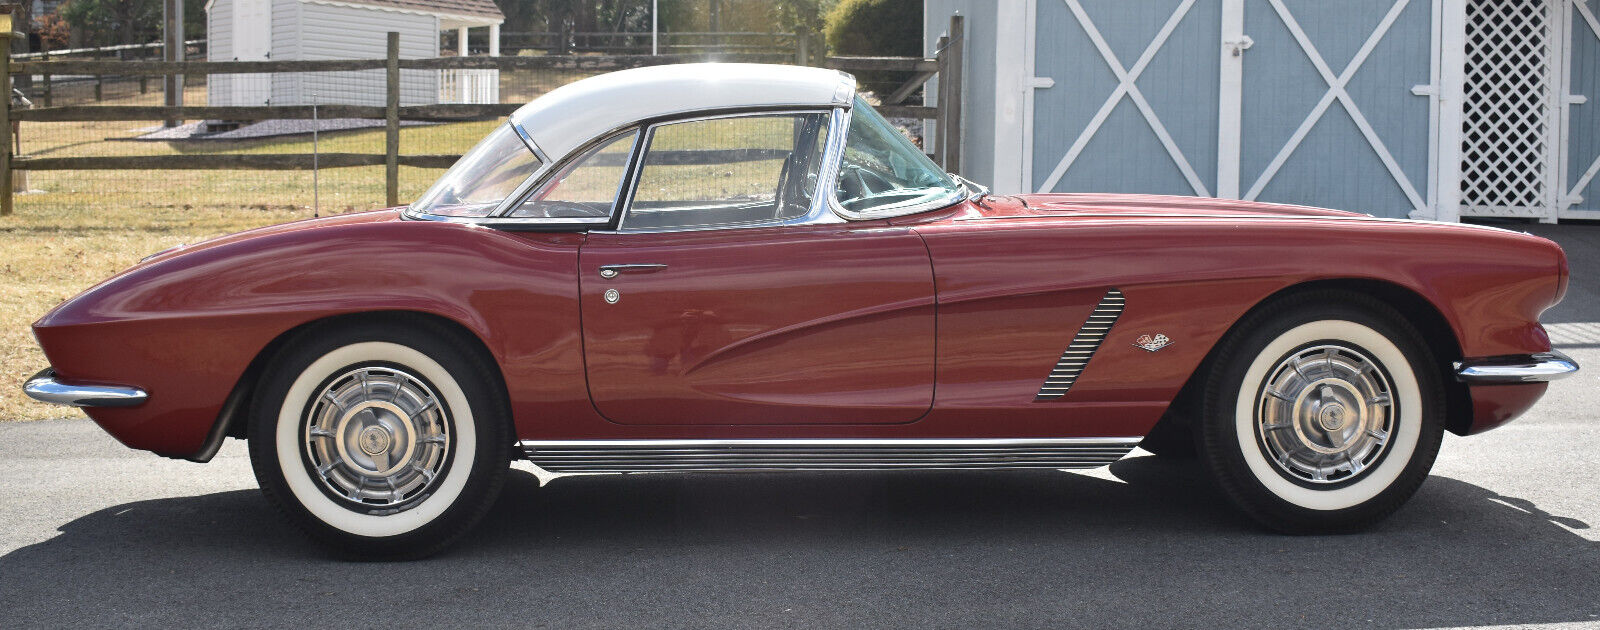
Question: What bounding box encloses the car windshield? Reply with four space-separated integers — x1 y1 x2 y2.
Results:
834 96 962 216
410 123 542 217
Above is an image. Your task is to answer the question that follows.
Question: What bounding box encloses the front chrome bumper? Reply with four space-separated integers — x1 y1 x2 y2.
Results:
23 369 148 407
1454 351 1580 384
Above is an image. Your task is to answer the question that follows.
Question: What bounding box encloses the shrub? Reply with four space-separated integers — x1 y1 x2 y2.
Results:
824 0 923 96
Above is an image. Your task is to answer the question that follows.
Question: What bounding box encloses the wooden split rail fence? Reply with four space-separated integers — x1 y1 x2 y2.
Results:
824 15 964 175
0 16 963 217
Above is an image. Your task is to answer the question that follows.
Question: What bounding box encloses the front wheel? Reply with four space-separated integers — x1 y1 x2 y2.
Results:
248 321 511 559
1198 293 1445 533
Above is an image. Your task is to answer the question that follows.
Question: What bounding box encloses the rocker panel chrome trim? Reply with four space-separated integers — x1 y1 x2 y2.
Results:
520 437 1140 473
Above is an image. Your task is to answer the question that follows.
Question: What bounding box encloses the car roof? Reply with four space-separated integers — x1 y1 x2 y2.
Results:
509 63 856 163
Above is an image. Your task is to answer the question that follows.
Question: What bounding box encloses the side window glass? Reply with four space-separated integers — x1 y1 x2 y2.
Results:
508 131 637 219
623 113 831 231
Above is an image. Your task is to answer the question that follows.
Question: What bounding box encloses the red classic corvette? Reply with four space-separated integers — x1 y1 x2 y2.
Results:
25 64 1577 558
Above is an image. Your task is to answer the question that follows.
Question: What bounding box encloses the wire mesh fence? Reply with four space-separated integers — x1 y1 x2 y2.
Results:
5 40 800 218
14 40 207 109
0 20 965 222
474 31 802 56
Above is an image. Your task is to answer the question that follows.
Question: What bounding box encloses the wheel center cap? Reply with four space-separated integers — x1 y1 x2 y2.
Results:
359 426 392 455
1318 404 1347 432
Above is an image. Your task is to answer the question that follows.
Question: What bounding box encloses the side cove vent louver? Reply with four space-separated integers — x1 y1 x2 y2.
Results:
1036 289 1124 400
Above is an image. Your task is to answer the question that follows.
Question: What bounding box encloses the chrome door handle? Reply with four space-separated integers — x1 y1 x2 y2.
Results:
598 263 667 278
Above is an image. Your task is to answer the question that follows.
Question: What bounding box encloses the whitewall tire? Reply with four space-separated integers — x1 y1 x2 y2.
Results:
1199 292 1445 533
248 319 511 559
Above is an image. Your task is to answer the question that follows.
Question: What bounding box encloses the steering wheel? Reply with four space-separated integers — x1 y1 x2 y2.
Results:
773 155 795 219
512 199 609 219
836 164 898 209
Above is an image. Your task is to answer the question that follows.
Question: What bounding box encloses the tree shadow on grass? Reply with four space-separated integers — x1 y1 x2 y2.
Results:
1 456 1595 628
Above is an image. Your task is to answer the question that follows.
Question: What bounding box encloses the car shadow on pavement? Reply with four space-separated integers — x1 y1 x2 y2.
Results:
1 456 1596 628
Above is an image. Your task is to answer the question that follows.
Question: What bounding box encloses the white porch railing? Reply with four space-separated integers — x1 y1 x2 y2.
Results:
439 68 499 105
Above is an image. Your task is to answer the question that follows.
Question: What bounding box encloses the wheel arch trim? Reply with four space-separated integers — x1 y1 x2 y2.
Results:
1144 277 1469 446
188 309 508 463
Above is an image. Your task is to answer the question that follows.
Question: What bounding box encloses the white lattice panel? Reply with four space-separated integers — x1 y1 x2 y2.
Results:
1461 0 1555 217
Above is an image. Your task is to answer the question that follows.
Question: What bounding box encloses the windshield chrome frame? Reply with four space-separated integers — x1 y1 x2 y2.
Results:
494 126 644 222
403 120 596 226
827 101 966 221
511 122 550 164
486 121 613 221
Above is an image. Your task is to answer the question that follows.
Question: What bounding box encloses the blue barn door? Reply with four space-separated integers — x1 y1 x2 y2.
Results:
1561 0 1600 219
1028 0 1222 197
1236 0 1437 218
1026 0 1442 219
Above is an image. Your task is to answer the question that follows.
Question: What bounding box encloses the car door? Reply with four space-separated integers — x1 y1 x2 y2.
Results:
577 110 937 425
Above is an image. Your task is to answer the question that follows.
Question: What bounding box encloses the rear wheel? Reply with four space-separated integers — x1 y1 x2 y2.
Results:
248 321 510 559
1198 292 1445 533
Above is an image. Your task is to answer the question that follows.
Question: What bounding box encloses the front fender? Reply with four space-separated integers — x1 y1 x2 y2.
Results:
32 212 585 457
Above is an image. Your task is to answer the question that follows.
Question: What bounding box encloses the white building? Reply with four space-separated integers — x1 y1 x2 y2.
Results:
205 0 504 107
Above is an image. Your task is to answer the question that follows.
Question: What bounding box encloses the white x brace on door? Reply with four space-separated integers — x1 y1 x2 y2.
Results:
1035 0 1212 197
1241 0 1430 214
1012 0 1456 220
1024 0 1221 199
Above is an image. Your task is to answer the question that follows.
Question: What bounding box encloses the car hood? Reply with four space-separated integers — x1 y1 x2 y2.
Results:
996 193 1365 219
34 209 414 328
897 192 1546 251
135 209 404 266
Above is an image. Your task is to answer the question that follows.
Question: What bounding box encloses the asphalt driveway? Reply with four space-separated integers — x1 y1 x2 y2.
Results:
1 222 1597 629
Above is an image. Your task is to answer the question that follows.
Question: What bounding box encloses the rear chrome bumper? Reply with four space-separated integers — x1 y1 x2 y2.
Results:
23 368 148 407
1454 351 1580 384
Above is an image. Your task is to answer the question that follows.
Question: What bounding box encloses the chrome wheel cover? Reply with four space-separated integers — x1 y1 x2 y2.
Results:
303 365 451 510
1256 344 1395 485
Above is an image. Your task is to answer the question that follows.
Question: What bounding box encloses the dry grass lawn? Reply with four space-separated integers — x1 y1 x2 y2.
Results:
2 99 497 421
2 204 306 421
